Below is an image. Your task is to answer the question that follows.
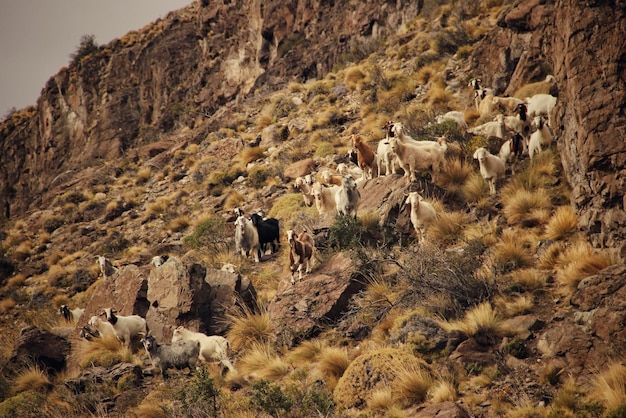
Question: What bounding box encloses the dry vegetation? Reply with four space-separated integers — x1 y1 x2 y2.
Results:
0 1 623 417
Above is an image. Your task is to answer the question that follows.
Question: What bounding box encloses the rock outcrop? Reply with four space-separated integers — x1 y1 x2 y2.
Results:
469 0 626 255
9 326 72 374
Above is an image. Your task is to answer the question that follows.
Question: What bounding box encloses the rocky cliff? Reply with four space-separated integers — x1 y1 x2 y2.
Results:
0 0 424 217
469 0 626 255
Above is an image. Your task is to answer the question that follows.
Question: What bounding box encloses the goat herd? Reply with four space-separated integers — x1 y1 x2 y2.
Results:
63 77 557 379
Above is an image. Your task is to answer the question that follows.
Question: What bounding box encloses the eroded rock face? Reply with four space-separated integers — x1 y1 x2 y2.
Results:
268 252 364 347
537 264 626 383
470 1 626 255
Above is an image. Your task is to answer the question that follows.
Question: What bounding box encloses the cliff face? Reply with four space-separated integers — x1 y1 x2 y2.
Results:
0 0 423 217
468 0 626 254
1 0 625 253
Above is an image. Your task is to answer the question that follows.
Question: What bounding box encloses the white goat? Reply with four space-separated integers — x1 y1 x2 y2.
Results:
493 96 525 114
377 138 398 176
388 136 444 183
96 256 118 280
392 123 444 154
468 114 506 139
477 94 497 118
294 176 315 207
528 116 554 159
526 93 557 127
405 192 437 242
335 176 360 218
321 169 343 186
59 305 84 323
220 263 237 274
87 315 117 338
473 147 505 195
435 111 468 131
287 229 315 285
172 326 235 374
499 133 525 169
234 215 260 263
102 307 147 348
150 255 169 268
311 182 339 215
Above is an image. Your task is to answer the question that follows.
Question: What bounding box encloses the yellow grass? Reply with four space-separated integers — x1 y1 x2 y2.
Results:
552 378 580 412
427 211 467 244
555 241 618 291
544 205 578 241
462 173 489 203
492 229 536 272
429 380 457 402
315 346 351 382
135 167 152 184
439 302 506 341
288 339 327 365
12 365 51 395
239 147 265 165
495 294 533 317
76 334 135 368
226 306 276 352
367 388 394 412
502 187 552 226
591 363 626 410
0 298 16 314
509 268 548 292
167 216 191 232
392 362 433 407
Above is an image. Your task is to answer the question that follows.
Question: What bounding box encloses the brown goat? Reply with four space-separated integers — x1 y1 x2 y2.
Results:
351 134 377 180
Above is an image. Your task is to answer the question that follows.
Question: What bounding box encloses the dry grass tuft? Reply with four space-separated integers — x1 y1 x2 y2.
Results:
492 229 536 273
240 147 265 165
502 188 552 226
135 167 152 184
392 362 433 407
226 305 276 352
509 268 548 292
12 365 51 395
555 241 618 291
429 380 457 403
167 216 191 232
0 298 16 314
552 378 581 412
544 205 578 241
495 294 533 317
427 211 467 244
315 346 351 383
288 339 328 365
591 362 626 410
223 190 245 210
75 334 135 368
439 302 506 343
367 388 394 412
462 172 489 203
463 221 498 247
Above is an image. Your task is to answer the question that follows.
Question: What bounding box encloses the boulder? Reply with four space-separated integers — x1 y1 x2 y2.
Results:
146 257 212 341
283 158 316 180
413 402 471 418
205 268 257 335
269 253 364 347
9 326 71 374
64 362 142 394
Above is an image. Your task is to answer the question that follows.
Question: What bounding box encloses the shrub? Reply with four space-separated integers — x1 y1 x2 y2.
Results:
42 215 65 233
183 216 230 255
248 166 274 189
251 379 293 418
329 214 364 249
555 241 618 291
69 34 98 64
176 365 221 417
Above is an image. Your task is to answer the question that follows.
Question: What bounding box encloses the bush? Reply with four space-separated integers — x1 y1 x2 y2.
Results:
329 214 364 249
69 34 98 65
176 365 221 417
183 216 230 255
251 379 293 418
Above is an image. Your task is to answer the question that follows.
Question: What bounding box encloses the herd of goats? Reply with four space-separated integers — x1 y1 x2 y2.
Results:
57 77 558 379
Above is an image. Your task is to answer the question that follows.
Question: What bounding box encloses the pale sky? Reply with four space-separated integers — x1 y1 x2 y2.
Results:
0 0 193 117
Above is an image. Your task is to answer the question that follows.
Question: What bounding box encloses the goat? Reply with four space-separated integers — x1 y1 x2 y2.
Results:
150 255 169 268
377 138 398 176
528 116 554 159
477 94 497 118
233 207 244 218
473 147 505 195
526 93 557 127
287 229 315 285
493 96 525 114
294 176 315 207
404 192 437 242
101 307 148 349
435 111 468 131
86 315 116 339
388 135 444 183
234 215 260 263
172 326 235 375
96 256 118 280
437 136 464 161
335 176 360 218
250 213 280 256
311 182 340 215
321 169 344 186
336 162 363 180
141 333 200 379
468 114 506 139
391 122 444 153
220 263 237 274
499 133 525 170
351 134 377 180
59 305 84 324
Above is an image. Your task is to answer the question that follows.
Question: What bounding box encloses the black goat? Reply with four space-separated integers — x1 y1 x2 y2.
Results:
250 213 280 259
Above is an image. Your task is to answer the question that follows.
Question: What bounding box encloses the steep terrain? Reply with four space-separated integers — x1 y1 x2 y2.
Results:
1 0 626 417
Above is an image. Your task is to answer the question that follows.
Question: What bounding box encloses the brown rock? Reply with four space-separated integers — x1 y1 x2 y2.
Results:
204 267 257 335
413 402 470 418
269 252 364 347
9 326 71 374
283 158 316 180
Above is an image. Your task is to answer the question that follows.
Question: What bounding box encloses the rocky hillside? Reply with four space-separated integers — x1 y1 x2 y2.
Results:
1 0 626 417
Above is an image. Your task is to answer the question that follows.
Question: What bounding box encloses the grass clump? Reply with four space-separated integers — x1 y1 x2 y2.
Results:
555 240 618 292
439 302 506 345
226 306 275 352
591 363 626 410
544 205 578 241
76 334 135 368
492 229 535 273
502 188 552 227
12 365 51 395
427 211 467 244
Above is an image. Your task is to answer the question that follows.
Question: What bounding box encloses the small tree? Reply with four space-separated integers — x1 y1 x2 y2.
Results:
69 34 98 65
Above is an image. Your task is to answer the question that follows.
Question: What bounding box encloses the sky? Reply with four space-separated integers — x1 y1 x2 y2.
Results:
0 0 193 117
